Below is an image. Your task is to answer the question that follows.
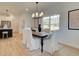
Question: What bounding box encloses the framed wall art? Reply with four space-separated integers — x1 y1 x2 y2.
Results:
68 9 79 30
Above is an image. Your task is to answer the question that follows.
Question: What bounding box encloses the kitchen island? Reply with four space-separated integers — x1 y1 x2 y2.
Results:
0 28 13 38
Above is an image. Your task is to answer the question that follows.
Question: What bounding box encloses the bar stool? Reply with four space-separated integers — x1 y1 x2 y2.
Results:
2 31 8 38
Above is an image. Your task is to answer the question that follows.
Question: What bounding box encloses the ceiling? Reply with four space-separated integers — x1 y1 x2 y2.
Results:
0 2 78 16
0 2 63 16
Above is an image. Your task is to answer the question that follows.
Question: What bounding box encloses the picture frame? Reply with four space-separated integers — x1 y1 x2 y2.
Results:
68 9 79 30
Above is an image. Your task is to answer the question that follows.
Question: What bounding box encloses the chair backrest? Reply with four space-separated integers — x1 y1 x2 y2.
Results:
23 28 33 47
23 27 41 51
23 27 39 51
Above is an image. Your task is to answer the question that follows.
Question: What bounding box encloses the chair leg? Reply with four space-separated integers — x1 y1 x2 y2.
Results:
3 34 8 38
6 34 7 38
3 34 4 38
7 34 8 38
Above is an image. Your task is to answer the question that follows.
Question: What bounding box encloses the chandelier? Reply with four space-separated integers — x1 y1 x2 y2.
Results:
5 9 10 17
0 9 10 17
32 2 44 19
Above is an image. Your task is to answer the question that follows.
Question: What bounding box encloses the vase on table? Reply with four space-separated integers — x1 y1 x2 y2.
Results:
38 24 41 32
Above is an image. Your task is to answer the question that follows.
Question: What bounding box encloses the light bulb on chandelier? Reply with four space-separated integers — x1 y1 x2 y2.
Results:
32 2 44 19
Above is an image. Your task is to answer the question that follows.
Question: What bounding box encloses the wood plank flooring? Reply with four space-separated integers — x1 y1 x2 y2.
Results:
1 32 79 56
0 33 30 56
0 33 51 56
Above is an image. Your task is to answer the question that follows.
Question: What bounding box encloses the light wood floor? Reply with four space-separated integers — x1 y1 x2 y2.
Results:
1 33 79 56
0 33 51 56
0 33 31 56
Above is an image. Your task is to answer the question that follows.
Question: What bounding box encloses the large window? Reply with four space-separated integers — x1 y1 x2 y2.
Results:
42 15 60 31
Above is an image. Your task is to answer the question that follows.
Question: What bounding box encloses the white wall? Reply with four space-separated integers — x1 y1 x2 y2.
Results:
49 3 79 55
55 2 79 48
12 15 19 33
43 2 79 54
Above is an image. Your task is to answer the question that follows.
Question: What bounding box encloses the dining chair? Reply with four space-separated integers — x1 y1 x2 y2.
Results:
22 28 40 51
2 31 8 38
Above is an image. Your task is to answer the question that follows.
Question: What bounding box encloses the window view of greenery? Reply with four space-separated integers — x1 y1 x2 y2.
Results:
50 15 59 30
43 17 50 29
43 15 60 31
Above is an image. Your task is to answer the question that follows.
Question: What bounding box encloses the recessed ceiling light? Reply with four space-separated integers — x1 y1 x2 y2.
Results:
25 8 29 11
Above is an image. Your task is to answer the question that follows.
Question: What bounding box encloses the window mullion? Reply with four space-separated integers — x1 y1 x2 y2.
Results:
49 17 51 31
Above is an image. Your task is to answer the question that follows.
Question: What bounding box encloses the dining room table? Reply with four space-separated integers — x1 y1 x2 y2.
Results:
32 31 48 53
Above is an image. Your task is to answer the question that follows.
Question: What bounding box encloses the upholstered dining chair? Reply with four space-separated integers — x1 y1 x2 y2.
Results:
22 28 40 51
